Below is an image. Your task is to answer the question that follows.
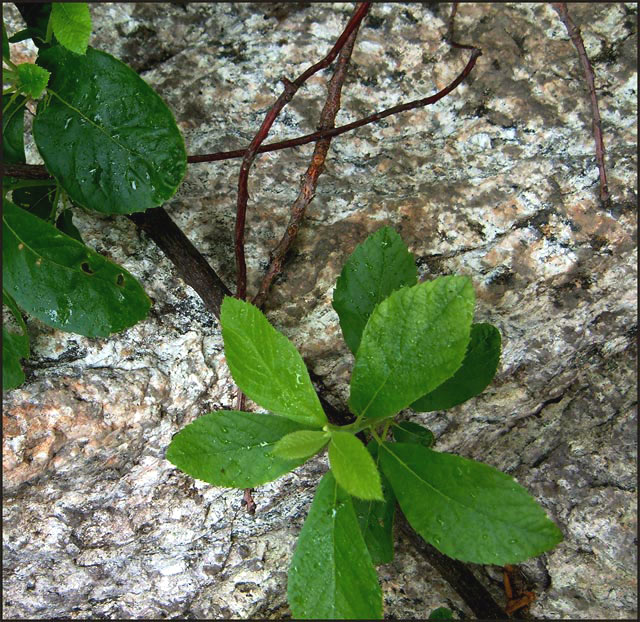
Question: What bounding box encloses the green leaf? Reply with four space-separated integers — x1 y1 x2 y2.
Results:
2 200 151 337
332 226 417 354
12 183 57 220
2 94 26 164
166 410 310 488
55 208 83 243
50 3 91 55
14 4 52 48
392 421 435 448
3 22 10 62
328 431 383 501
379 443 563 565
271 429 330 460
288 471 383 619
8 28 37 44
429 607 454 619
352 442 396 564
349 276 475 421
32 45 187 214
412 323 501 412
3 289 29 391
15 62 50 98
220 297 327 428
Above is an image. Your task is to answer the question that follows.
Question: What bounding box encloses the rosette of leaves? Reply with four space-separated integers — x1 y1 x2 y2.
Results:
167 227 563 619
2 3 187 389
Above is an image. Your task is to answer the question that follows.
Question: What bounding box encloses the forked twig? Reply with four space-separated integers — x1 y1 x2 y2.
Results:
233 2 371 300
251 22 361 309
552 2 610 204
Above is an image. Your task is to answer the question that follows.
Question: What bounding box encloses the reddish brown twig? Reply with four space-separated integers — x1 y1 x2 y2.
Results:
251 22 361 309
233 2 371 301
552 3 610 205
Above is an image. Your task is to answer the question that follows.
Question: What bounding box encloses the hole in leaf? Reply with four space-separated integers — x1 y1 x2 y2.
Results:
116 274 125 287
81 262 94 274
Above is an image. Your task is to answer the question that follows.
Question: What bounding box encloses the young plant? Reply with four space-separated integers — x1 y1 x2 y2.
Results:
167 226 563 619
2 3 186 389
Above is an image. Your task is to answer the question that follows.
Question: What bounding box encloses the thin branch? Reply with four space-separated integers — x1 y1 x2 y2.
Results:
552 2 610 205
252 19 361 309
233 2 371 300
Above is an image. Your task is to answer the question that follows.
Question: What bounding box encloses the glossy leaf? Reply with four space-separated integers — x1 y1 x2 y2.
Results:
50 3 91 55
288 471 383 619
33 45 187 214
332 226 417 354
349 276 475 421
220 297 327 428
352 442 396 564
3 200 151 337
412 323 501 412
271 429 330 460
392 421 435 448
379 442 564 565
55 208 83 243
11 183 57 220
2 289 29 391
15 62 50 98
329 431 383 501
166 410 310 488
2 94 26 164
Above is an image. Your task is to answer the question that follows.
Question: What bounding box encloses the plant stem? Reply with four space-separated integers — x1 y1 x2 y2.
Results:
551 2 610 205
233 2 371 300
252 13 361 309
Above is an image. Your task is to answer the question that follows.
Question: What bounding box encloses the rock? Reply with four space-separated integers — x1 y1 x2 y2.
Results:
3 2 636 619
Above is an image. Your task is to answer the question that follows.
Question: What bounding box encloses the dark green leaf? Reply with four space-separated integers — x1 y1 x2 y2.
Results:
353 442 396 564
33 45 187 214
379 443 563 565
166 410 310 488
349 276 475 421
332 226 417 354
271 429 330 460
2 289 29 391
3 23 10 61
429 607 454 619
3 200 151 337
50 3 91 55
288 471 383 619
392 421 435 447
15 62 50 98
14 3 52 48
2 94 26 164
8 28 36 44
220 297 327 428
412 323 501 412
12 183 57 220
329 430 383 501
55 208 83 243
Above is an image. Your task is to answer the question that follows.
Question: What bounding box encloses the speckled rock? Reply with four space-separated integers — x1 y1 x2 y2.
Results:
3 3 637 619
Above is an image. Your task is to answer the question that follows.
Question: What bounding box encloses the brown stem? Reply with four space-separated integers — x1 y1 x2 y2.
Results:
552 2 610 204
233 2 371 300
252 18 361 309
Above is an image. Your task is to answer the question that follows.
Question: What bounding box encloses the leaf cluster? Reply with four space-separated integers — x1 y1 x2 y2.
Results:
167 226 563 619
2 3 187 389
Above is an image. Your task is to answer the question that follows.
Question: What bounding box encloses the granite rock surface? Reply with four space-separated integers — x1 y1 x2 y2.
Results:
3 3 637 619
